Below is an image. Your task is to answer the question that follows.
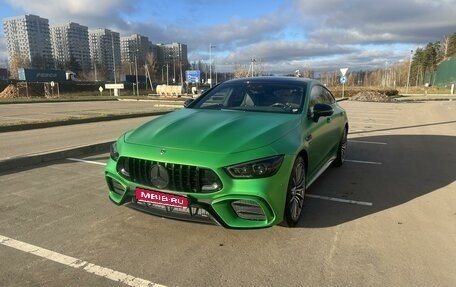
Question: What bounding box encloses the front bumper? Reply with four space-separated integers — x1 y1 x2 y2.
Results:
105 155 294 229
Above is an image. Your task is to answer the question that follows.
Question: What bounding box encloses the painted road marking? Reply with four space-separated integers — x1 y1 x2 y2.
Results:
69 157 383 167
347 121 391 126
0 234 166 287
348 140 387 145
346 159 382 165
67 158 107 166
306 194 373 206
67 157 376 207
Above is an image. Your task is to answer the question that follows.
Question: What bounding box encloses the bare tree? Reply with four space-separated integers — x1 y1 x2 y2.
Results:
233 64 249 78
145 52 159 83
8 54 30 79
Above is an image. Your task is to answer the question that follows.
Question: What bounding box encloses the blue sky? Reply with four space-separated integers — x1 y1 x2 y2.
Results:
1 0 456 74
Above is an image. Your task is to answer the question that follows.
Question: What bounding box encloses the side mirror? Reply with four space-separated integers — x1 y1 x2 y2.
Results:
312 103 333 122
184 98 194 108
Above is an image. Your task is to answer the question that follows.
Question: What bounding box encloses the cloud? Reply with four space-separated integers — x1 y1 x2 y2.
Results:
4 0 135 29
0 36 7 67
1 0 455 72
294 0 456 44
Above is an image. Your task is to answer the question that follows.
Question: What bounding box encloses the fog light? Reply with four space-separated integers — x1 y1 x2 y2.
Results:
231 200 266 221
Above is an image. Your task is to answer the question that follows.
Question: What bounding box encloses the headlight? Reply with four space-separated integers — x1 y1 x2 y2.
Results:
110 142 119 161
225 155 284 179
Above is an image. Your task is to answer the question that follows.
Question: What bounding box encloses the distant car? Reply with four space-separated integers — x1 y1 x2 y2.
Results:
105 76 348 228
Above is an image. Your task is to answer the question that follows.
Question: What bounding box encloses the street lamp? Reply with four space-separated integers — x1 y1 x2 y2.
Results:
162 65 165 83
406 49 413 95
209 44 216 87
135 50 139 96
111 33 117 83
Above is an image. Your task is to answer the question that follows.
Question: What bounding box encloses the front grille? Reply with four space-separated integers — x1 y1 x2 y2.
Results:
117 157 222 193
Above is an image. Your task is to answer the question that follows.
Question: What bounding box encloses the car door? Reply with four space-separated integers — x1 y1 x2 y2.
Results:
304 84 339 179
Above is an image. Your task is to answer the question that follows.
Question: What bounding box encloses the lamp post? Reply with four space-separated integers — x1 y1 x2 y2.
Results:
111 33 117 83
173 56 176 83
135 51 139 96
209 44 216 87
162 65 165 83
406 49 413 95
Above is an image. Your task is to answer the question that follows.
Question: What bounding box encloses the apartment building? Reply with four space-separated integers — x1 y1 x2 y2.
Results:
120 34 151 65
3 14 54 69
88 28 121 81
156 42 188 83
51 22 91 71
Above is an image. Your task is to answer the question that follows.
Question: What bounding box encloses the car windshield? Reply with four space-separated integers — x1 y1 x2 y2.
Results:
191 82 306 114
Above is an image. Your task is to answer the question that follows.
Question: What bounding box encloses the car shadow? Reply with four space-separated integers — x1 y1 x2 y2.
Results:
297 134 456 228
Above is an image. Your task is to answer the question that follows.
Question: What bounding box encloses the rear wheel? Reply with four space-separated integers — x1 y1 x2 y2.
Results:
284 156 306 227
333 127 347 167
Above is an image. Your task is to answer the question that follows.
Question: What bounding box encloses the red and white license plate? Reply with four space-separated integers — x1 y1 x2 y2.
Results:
135 187 188 208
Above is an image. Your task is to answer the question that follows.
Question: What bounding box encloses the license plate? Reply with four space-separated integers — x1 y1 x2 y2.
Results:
135 187 188 208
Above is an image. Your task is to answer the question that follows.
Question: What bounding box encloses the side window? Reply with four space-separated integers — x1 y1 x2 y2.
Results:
309 85 324 110
199 87 232 108
322 88 336 104
310 85 335 111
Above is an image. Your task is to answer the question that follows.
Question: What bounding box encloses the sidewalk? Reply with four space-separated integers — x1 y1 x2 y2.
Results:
1 95 455 173
395 94 455 102
0 100 179 173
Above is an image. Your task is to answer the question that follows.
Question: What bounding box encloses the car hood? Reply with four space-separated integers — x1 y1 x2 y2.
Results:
124 108 300 154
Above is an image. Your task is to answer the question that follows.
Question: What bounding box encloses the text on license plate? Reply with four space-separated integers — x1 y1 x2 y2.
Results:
135 187 188 208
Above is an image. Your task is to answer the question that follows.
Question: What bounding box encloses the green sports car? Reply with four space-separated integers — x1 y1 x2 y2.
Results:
105 76 348 228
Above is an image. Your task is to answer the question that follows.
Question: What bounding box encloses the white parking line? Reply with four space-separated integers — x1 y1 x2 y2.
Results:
348 121 391 126
67 158 107 166
0 234 166 287
346 159 382 165
67 157 378 205
306 194 373 206
348 140 387 145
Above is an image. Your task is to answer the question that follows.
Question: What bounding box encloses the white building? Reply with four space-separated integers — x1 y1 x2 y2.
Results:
88 28 121 81
51 22 91 71
3 14 54 69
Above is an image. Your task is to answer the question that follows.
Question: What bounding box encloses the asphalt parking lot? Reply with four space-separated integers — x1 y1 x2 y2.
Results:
1 100 455 286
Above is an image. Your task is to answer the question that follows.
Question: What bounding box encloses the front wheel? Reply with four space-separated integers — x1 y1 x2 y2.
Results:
333 127 347 167
283 156 306 227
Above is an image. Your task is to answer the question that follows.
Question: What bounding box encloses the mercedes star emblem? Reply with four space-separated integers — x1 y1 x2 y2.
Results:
150 164 169 189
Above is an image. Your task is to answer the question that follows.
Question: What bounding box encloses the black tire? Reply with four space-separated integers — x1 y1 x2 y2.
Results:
333 127 347 167
283 156 306 227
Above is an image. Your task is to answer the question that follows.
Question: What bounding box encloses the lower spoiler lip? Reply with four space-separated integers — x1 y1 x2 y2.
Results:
125 201 223 227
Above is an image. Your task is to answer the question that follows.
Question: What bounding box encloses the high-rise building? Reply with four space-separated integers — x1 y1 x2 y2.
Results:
88 28 121 81
156 43 188 84
3 14 54 70
51 22 91 71
120 34 150 65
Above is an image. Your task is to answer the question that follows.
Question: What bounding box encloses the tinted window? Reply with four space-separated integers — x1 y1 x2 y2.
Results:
309 85 335 110
192 82 307 114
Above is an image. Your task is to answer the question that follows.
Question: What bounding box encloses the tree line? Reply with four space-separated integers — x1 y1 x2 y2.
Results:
317 32 456 88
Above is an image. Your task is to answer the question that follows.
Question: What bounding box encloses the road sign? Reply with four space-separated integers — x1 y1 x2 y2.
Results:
340 76 347 84
340 68 348 77
186 70 201 84
105 83 124 89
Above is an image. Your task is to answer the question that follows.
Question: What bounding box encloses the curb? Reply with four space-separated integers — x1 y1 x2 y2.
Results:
0 141 113 174
0 111 171 133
